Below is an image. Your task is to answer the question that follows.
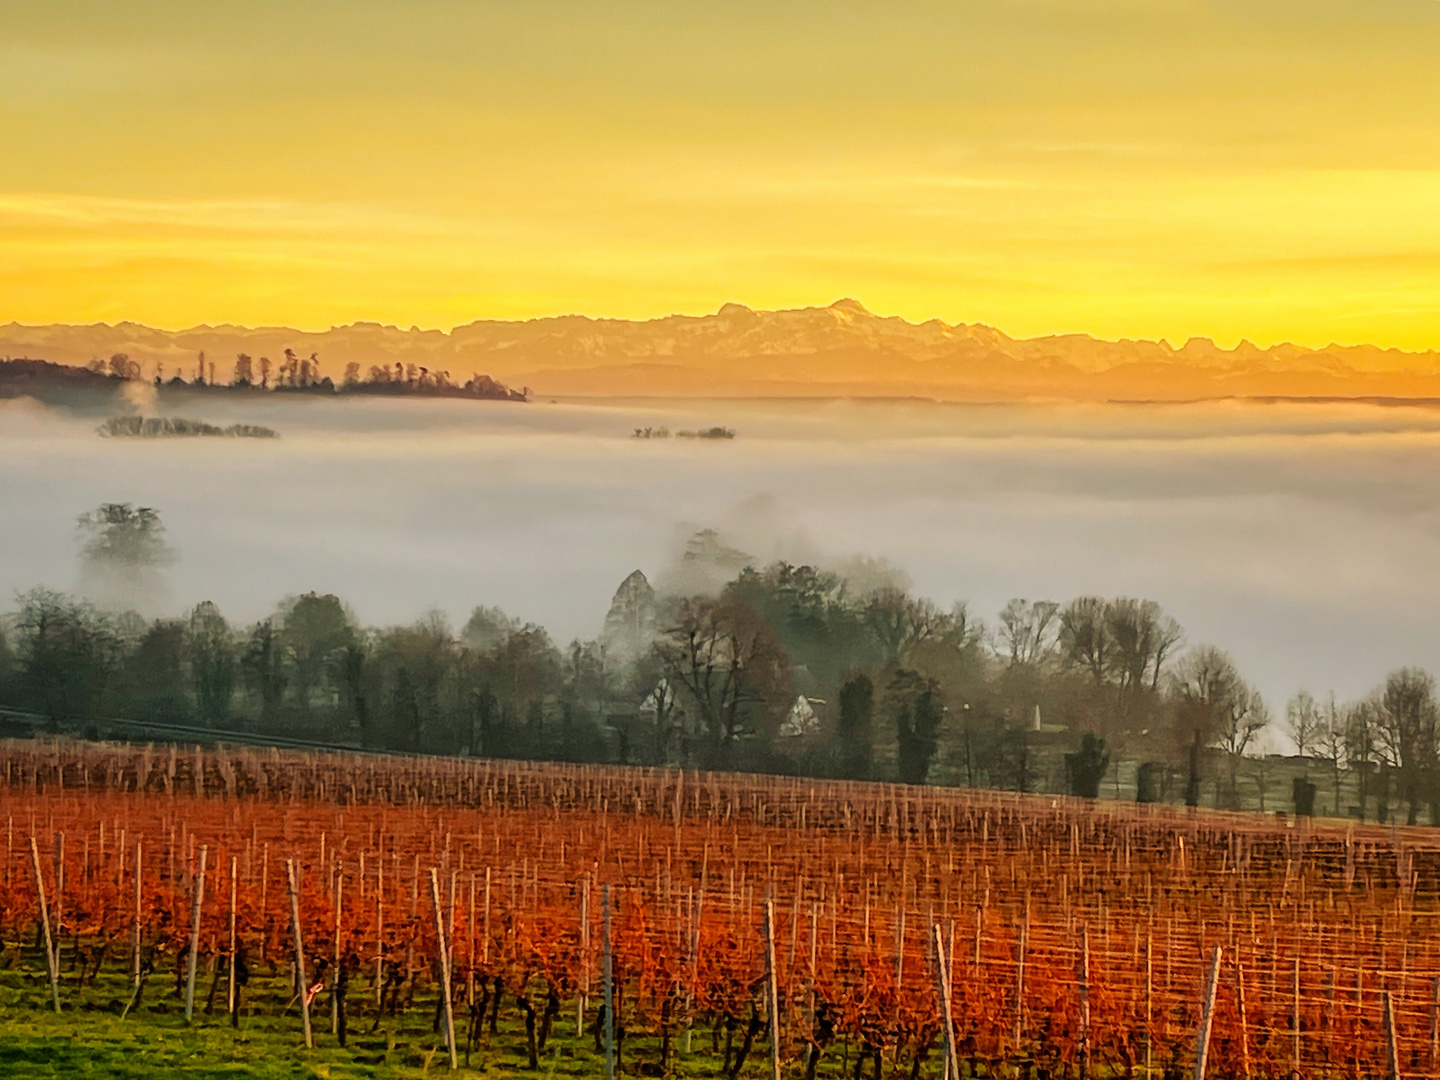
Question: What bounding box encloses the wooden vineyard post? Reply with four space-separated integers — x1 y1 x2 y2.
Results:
972 904 982 976
331 868 344 1038
1078 924 1090 1079
931 924 959 1080
764 898 782 1080
260 844 269 966
808 902 820 1050
1291 956 1301 1078
375 860 385 1009
132 841 143 992
483 866 492 966
579 874 590 1036
228 855 239 1026
53 831 64 937
1194 946 1222 1080
286 858 313 1049
28 836 60 1013
1235 953 1250 1079
428 868 458 1070
1430 976 1439 1077
467 872 476 1010
184 845 208 1023
1354 968 1363 1076
1144 932 1153 1080
688 883 704 1055
1384 989 1400 1080
603 884 615 1080
894 898 906 995
1012 913 1027 1050
446 869 457 986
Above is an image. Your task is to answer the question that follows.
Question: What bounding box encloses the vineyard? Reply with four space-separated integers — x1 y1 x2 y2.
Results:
2 739 1440 1079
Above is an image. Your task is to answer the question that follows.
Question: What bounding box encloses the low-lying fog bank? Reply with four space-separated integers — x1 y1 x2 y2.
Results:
5 393 1440 711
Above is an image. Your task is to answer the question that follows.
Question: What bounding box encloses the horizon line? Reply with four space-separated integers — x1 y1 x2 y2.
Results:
1 300 1434 357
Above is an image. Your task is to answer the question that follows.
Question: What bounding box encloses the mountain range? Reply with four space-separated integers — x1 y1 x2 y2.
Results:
5 299 1440 401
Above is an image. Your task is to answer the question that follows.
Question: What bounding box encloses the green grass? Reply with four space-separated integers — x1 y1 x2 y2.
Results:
0 974 606 1079
0 941 811 1080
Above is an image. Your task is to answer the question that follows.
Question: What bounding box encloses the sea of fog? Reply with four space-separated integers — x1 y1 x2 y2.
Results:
6 391 1440 727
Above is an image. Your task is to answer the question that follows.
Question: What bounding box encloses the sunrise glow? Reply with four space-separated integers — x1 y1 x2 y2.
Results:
5 1 1440 349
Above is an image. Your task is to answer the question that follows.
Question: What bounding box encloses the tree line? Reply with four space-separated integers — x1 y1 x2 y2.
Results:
79 348 527 401
3 511 1439 822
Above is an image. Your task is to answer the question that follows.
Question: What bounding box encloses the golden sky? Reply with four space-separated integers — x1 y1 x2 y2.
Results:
4 0 1440 349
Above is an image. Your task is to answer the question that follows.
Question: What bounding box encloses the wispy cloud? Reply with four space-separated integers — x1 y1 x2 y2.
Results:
0 193 459 236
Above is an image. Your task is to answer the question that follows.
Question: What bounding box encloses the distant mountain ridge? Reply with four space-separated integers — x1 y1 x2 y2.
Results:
4 300 1440 400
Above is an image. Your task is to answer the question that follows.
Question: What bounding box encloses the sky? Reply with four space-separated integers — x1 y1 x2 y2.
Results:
4 1 1440 348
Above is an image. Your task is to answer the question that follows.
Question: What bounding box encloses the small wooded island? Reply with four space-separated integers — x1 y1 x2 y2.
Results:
632 425 736 439
98 416 279 438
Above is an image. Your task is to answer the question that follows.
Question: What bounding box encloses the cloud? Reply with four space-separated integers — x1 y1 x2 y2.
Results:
0 192 463 237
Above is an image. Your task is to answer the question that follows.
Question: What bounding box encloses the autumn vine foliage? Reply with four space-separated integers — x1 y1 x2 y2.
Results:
2 739 1439 1078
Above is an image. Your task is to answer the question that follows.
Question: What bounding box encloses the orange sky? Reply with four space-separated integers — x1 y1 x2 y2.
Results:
4 1 1440 349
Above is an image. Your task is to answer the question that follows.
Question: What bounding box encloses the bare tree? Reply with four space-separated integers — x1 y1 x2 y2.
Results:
108 353 140 380
655 599 793 770
1247 732 1276 812
1285 690 1322 758
1058 596 1182 693
1377 668 1439 826
1171 645 1267 809
1106 598 1183 693
1049 596 1183 758
863 588 957 665
1315 692 1347 815
994 599 1059 668
1059 597 1110 683
1345 698 1382 821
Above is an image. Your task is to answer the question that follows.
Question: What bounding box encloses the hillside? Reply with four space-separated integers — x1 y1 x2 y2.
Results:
5 300 1440 400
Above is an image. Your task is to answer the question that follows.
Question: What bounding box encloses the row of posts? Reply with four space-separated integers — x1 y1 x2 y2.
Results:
21 842 1412 1080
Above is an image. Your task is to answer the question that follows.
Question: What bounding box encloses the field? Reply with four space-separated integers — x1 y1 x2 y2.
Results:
2 740 1439 1079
